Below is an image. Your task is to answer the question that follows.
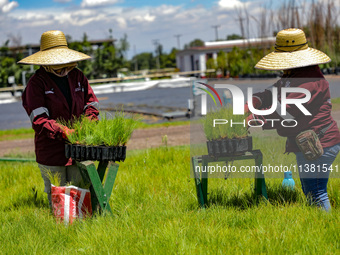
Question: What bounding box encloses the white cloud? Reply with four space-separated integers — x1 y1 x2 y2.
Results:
218 0 246 9
131 13 156 23
53 0 72 3
0 0 18 13
16 12 52 21
81 0 120 8
3 0 265 55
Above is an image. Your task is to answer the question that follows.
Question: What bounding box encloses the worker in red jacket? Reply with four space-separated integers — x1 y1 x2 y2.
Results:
19 30 99 208
246 28 340 212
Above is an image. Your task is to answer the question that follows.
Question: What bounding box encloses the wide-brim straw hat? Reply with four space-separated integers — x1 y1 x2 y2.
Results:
18 30 91 65
255 28 331 70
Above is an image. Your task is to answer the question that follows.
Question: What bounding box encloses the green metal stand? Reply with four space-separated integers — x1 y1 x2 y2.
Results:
191 150 268 208
77 160 119 214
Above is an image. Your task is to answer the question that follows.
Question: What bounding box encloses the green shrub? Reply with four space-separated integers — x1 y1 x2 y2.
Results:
201 106 248 140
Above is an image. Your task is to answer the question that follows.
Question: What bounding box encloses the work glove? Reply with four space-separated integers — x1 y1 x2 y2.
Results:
61 126 75 140
246 114 261 130
244 97 262 115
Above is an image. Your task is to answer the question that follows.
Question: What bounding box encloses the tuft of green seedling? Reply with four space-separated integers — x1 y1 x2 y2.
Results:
41 168 61 187
58 111 139 146
201 106 248 140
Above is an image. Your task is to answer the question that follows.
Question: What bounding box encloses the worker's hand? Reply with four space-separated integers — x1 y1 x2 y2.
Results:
61 126 75 140
244 97 262 115
246 114 256 130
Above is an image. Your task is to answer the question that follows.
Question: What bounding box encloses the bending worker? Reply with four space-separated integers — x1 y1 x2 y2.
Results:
19 30 99 207
246 28 340 212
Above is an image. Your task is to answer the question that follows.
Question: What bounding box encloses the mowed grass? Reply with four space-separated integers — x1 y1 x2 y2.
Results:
0 128 34 141
1 139 340 254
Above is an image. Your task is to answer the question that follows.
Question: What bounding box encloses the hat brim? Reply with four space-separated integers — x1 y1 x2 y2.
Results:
255 47 331 71
18 47 91 65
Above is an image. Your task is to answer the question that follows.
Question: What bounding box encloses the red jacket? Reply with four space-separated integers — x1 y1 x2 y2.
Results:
252 65 340 152
22 67 99 166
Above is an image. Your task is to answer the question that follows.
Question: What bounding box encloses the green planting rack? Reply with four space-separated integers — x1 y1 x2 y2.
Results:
65 144 126 215
191 150 268 208
77 160 119 214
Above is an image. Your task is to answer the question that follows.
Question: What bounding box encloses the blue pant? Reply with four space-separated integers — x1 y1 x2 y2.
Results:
295 143 340 212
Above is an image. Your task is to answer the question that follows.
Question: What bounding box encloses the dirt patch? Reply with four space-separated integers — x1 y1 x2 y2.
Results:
0 125 191 157
1 109 340 157
0 139 35 157
126 125 190 150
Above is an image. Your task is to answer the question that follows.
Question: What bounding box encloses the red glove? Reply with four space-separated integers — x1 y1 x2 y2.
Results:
244 97 262 115
62 126 75 140
246 114 260 129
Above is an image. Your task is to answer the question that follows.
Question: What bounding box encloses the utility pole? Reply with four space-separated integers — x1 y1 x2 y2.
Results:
152 39 160 70
211 25 221 41
174 34 182 49
133 44 138 72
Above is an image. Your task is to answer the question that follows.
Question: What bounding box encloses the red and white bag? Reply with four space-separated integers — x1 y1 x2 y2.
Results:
51 185 92 224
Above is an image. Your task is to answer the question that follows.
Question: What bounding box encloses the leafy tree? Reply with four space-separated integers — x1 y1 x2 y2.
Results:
227 47 243 77
130 52 155 70
0 41 33 87
226 34 244 40
161 48 177 68
117 33 130 63
68 33 93 78
184 39 204 49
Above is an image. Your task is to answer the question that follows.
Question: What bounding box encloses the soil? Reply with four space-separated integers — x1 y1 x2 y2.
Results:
0 125 191 157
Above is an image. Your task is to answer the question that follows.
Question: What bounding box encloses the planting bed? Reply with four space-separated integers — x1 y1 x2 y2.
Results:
65 144 126 162
206 136 252 157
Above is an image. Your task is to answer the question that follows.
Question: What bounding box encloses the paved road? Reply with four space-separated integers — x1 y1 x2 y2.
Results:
0 86 192 130
1 77 340 130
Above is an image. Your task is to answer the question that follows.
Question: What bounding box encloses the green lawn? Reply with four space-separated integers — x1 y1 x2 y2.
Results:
0 142 339 254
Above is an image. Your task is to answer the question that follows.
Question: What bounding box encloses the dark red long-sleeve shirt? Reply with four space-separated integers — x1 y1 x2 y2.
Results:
22 67 99 166
252 65 340 152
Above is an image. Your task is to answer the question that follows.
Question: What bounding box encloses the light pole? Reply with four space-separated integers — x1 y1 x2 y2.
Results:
152 39 160 70
174 34 182 49
211 25 221 41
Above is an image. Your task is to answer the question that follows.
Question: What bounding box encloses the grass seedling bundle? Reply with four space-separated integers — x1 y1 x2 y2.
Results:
58 111 139 146
202 106 248 141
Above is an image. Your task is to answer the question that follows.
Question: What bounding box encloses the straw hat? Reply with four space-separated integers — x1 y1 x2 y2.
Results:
255 28 330 70
18 30 91 65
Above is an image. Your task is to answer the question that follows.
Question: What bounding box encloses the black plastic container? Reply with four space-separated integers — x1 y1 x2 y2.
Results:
85 146 92 161
65 144 127 162
206 136 252 157
101 146 109 161
75 145 82 161
65 144 71 158
80 145 86 161
121 146 127 161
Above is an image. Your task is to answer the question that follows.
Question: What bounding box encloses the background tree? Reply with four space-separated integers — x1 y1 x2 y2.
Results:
184 39 204 49
226 34 244 40
68 33 93 78
161 48 178 68
130 52 155 70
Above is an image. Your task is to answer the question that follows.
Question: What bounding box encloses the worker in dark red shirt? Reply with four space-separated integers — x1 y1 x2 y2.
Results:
19 30 99 208
246 28 340 212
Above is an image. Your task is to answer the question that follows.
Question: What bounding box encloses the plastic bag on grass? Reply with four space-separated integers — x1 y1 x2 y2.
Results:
51 185 92 224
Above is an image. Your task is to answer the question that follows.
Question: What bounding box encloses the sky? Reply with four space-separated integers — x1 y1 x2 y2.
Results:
0 0 316 58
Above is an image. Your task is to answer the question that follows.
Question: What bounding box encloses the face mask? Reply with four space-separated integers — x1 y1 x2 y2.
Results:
43 63 77 77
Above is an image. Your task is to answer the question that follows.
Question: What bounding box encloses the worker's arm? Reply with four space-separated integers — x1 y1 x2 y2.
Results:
22 78 65 140
82 75 99 120
250 81 325 130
